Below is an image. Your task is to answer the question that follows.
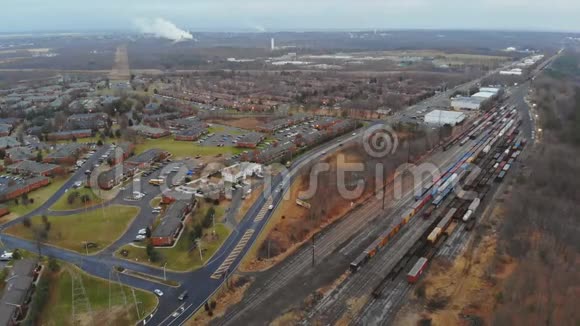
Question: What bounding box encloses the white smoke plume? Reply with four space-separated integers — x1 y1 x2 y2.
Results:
134 18 193 42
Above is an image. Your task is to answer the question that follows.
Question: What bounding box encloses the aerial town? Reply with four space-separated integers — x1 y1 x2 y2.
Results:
0 4 579 326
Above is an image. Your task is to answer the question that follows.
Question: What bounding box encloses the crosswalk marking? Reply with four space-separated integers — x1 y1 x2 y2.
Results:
254 197 273 223
211 229 255 279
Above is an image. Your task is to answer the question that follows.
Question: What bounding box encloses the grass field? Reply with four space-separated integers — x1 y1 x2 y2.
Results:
42 263 157 326
50 187 103 211
5 205 139 254
4 177 69 220
207 124 245 135
150 197 161 208
135 138 244 159
117 223 230 271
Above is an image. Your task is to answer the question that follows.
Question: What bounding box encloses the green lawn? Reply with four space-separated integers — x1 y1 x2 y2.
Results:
50 187 103 211
116 223 230 271
135 138 244 159
149 197 161 208
5 177 69 219
5 205 140 254
42 264 157 326
193 200 228 224
208 124 245 136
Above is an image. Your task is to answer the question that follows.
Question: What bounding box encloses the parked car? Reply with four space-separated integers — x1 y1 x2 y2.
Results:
134 235 146 241
0 251 13 261
154 289 164 296
137 228 147 235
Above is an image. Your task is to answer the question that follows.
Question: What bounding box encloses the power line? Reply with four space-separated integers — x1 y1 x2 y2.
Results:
70 269 94 325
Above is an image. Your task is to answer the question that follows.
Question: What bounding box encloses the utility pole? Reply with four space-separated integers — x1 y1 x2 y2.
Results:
108 268 127 312
407 139 411 163
131 288 141 321
311 233 316 267
71 270 94 325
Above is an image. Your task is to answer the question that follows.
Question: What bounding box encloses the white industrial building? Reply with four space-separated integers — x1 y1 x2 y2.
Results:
480 87 500 95
451 96 486 110
424 110 466 125
472 91 496 99
222 162 262 184
500 68 523 75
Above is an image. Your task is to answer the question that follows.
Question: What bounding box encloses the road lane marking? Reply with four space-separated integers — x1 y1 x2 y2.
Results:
253 197 272 223
211 229 255 279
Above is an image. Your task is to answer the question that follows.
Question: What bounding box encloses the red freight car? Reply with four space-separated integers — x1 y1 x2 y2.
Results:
407 257 428 283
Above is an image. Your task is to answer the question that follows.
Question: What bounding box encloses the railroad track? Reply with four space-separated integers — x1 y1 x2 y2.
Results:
303 133 495 324
216 143 472 325
305 210 438 324
215 189 399 325
351 124 524 325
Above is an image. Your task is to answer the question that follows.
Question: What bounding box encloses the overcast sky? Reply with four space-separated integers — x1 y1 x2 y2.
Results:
1 0 579 33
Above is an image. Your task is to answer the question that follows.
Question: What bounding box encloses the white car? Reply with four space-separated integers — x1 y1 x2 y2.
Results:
171 307 185 317
138 228 147 235
135 235 146 241
0 251 13 261
154 289 164 296
268 204 274 210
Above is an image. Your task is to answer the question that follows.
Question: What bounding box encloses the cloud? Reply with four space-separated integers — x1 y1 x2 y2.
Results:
134 17 193 41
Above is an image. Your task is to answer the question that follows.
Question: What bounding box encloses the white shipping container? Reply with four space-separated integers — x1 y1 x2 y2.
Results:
468 198 481 211
462 209 473 222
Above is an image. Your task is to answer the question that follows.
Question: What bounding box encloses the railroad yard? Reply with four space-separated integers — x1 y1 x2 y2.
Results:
214 99 530 326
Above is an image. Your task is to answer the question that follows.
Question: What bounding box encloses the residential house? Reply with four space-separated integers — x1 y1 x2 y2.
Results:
150 199 195 246
4 147 35 164
47 129 92 141
0 259 41 326
174 127 208 141
96 163 137 190
129 125 170 139
0 137 20 150
125 149 169 169
44 143 87 165
6 160 63 177
0 176 50 202
235 132 264 148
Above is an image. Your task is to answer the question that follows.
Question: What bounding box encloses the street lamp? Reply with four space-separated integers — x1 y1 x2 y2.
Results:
163 262 167 281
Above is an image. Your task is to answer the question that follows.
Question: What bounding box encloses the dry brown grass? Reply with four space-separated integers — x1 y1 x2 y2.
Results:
185 275 252 325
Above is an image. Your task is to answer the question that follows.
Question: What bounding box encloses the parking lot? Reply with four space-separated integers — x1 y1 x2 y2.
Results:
198 124 247 148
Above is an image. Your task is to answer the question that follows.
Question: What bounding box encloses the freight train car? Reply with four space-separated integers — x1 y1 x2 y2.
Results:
407 257 428 283
427 208 457 244
462 198 481 222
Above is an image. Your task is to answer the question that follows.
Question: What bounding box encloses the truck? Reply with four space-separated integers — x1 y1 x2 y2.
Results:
149 178 164 186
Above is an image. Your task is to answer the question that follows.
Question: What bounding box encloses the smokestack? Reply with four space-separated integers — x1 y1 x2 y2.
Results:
271 38 275 51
